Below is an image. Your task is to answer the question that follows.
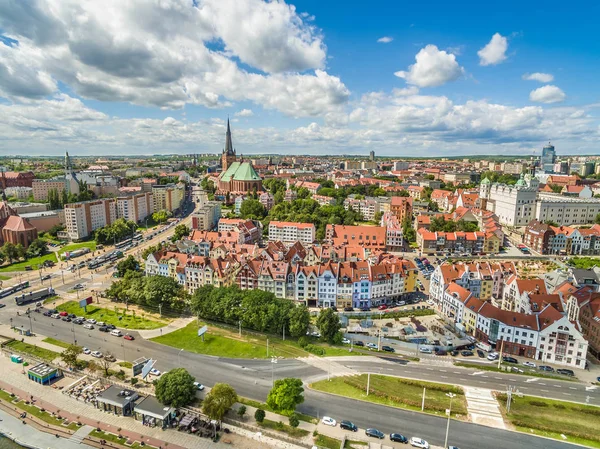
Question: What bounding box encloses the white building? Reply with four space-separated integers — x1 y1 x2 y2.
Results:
344 197 380 221
192 201 222 231
268 221 315 244
535 193 600 226
64 198 117 240
4 186 32 200
116 192 154 223
480 174 538 227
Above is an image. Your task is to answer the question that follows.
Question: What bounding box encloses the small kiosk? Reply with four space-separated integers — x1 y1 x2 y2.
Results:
27 363 60 385
134 395 175 429
96 386 138 416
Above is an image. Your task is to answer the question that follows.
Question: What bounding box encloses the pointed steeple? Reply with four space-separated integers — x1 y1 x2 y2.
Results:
224 118 235 156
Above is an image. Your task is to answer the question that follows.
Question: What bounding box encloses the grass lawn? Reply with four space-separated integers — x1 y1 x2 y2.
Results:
43 294 59 305
0 389 15 402
315 434 342 449
498 393 600 448
455 362 577 381
90 430 127 445
5 340 60 362
237 397 317 424
311 375 467 417
152 322 311 359
0 275 11 280
258 418 309 438
0 392 68 427
118 361 133 369
59 242 97 257
345 440 368 448
42 337 72 349
0 253 58 272
56 301 167 330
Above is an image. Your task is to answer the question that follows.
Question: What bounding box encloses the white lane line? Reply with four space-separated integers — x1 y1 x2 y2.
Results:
453 371 461 374
541 389 549 392
440 369 447 372
563 393 571 396
569 387 577 390
539 383 546 386
553 385 561 388
494 377 502 380
427 368 434 371
441 376 448 379
482 375 489 378
460 378 467 381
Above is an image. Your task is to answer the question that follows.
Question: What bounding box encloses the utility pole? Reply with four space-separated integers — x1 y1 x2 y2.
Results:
28 313 33 334
506 385 514 414
159 303 162 317
282 326 285 341
366 372 370 396
421 387 426 411
239 320 242 337
497 339 505 369
266 338 269 357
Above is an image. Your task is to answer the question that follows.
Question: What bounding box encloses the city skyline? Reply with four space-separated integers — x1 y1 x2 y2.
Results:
1 0 599 156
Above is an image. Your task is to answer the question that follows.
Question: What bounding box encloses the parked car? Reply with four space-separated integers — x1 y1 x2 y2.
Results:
487 352 499 361
43 311 52 317
342 338 351 344
378 305 388 310
539 365 554 372
502 356 518 364
86 318 97 324
381 345 395 353
409 437 429 448
82 347 91 354
450 350 459 356
83 323 94 330
354 341 364 347
343 307 354 312
149 368 161 376
91 351 103 358
340 420 357 432
435 349 447 356
123 334 135 341
366 343 378 349
73 283 84 290
460 350 474 357
390 433 408 443
557 368 575 377
61 316 72 322
419 347 432 354
193 382 205 391
51 313 61 319
321 416 336 427
360 307 370 312
477 350 485 358
98 326 109 332
365 428 384 439
522 361 536 368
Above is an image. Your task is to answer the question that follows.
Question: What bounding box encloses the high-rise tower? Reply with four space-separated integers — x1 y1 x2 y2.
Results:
221 119 236 171
541 142 556 173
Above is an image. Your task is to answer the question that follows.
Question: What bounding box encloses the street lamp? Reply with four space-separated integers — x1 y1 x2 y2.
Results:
444 392 456 448
178 348 183 366
271 356 277 386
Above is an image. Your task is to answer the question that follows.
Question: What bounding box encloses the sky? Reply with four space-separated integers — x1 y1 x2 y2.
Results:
0 0 599 157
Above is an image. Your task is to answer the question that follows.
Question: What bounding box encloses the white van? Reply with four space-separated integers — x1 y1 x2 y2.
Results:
110 329 122 337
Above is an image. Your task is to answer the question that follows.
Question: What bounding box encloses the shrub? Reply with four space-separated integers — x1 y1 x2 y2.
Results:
237 405 247 419
288 413 299 428
528 400 549 407
275 421 284 431
254 408 265 423
298 336 310 348
304 344 325 356
130 378 138 385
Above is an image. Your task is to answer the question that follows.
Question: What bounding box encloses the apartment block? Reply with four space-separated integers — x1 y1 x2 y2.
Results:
192 201 222 231
268 221 315 244
152 183 185 212
116 192 154 223
344 197 380 221
32 179 67 201
64 198 117 240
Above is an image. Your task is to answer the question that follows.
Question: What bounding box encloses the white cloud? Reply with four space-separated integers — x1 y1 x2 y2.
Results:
529 85 566 103
377 36 393 43
394 45 464 88
235 109 254 117
478 33 508 66
0 0 346 116
523 72 554 83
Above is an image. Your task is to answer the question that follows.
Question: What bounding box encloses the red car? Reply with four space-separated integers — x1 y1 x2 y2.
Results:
377 305 388 310
123 334 135 341
59 311 69 317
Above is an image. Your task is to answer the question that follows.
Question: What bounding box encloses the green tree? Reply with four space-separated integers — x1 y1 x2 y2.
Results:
143 275 185 310
288 305 310 338
397 190 410 197
60 344 83 369
25 239 48 258
172 224 190 241
549 184 563 194
48 224 65 237
296 187 310 199
2 242 18 264
316 308 341 343
240 199 266 219
154 368 197 408
116 255 139 277
237 405 247 420
202 383 238 421
273 190 284 205
288 413 299 428
14 243 25 261
254 408 265 423
266 378 304 413
152 209 172 224
595 213 600 225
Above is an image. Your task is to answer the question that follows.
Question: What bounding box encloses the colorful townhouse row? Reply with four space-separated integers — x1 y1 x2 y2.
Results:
429 261 591 368
145 235 418 308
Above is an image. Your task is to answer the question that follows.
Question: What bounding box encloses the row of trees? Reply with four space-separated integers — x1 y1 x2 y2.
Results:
94 218 137 244
0 239 49 265
105 272 188 313
47 181 94 210
152 209 172 224
429 217 479 233
191 285 310 338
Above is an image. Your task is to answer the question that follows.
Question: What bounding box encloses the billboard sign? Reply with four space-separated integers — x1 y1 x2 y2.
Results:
141 359 155 379
132 357 148 377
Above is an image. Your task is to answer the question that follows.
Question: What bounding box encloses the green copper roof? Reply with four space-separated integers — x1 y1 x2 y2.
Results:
480 177 491 185
219 162 261 182
515 173 525 186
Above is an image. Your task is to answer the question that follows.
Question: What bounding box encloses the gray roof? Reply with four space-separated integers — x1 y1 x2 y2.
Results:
134 395 174 420
97 385 138 407
571 267 600 284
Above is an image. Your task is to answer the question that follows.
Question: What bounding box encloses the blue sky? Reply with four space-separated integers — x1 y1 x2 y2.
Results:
0 0 599 156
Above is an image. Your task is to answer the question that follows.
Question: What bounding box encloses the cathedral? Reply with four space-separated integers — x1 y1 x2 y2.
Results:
216 120 263 194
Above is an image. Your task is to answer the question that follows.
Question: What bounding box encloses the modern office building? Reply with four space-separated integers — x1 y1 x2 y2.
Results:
541 142 556 173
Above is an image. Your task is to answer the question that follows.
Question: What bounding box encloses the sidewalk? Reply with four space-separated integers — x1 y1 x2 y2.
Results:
137 316 195 339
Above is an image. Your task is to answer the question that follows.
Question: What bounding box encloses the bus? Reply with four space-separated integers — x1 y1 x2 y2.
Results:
115 239 132 250
133 233 143 241
15 287 55 306
0 281 30 299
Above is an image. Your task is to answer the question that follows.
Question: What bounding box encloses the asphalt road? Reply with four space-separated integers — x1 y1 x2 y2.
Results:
1 314 589 449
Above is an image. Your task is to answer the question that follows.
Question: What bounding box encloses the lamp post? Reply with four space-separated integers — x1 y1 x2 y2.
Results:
178 348 183 366
271 356 277 387
444 392 456 448
28 313 33 334
72 323 76 345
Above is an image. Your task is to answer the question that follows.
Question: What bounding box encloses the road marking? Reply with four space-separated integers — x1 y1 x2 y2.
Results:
441 376 448 379
427 368 434 371
525 378 539 383
453 371 461 374
539 382 546 386
494 377 502 380
471 371 485 376
569 387 577 390
440 369 447 372
541 389 549 392
562 393 571 396
460 378 467 381
586 385 598 391
482 375 489 378
553 385 561 388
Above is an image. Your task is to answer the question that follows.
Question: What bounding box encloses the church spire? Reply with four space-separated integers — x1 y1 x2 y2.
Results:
224 118 235 156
